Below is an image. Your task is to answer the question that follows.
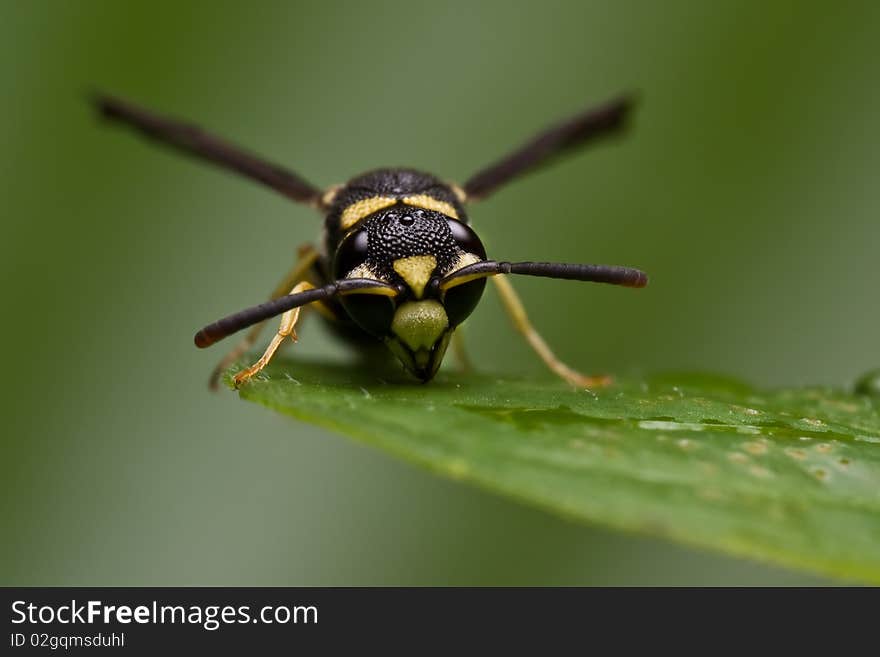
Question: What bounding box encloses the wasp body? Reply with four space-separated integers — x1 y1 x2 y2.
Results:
94 94 647 388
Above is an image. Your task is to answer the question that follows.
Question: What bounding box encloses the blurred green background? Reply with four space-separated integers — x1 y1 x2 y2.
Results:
2 0 877 585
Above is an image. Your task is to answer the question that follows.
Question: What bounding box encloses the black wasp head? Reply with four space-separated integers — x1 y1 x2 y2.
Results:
333 205 487 380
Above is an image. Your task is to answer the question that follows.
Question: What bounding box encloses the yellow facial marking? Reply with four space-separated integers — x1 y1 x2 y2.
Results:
440 272 488 291
439 252 484 291
393 255 437 299
340 196 397 230
339 285 398 298
403 195 460 220
450 251 481 273
346 262 380 280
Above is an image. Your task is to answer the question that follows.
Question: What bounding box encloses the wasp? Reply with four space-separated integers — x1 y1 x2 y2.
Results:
94 94 648 389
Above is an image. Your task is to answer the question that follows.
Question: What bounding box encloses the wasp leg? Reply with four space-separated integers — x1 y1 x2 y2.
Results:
232 281 320 387
491 275 611 388
451 328 474 372
208 244 320 389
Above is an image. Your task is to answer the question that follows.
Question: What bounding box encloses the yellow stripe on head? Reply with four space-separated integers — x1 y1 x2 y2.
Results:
393 255 437 299
340 196 397 230
403 195 460 220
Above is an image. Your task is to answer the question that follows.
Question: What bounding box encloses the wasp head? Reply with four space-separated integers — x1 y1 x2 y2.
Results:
333 206 487 380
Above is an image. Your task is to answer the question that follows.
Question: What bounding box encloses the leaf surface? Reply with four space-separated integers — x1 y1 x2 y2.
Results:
231 360 880 582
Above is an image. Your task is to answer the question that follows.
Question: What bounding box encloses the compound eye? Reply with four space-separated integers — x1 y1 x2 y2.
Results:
333 228 395 337
333 229 370 279
443 220 487 327
443 276 486 328
447 220 487 260
339 295 396 338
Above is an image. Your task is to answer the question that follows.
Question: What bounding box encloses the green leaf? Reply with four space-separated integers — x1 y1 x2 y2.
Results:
229 360 880 583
